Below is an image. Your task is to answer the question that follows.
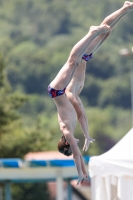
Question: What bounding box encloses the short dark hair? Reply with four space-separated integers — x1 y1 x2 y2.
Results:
57 135 72 156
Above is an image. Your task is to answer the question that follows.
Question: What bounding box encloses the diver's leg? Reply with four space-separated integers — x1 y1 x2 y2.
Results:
50 25 110 89
101 1 133 28
85 1 133 55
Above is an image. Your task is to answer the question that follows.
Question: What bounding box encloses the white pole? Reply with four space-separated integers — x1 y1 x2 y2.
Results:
56 170 63 200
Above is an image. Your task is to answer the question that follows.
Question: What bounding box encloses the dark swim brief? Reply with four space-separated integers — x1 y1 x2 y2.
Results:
47 85 66 98
82 53 93 61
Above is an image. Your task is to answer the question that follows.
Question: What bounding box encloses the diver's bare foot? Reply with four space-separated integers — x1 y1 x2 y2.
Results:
123 1 133 12
90 25 111 36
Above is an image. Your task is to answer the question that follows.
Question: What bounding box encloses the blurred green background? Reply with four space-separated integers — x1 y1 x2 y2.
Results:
0 0 133 159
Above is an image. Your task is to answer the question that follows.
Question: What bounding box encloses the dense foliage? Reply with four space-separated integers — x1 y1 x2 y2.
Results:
12 183 52 200
0 0 133 159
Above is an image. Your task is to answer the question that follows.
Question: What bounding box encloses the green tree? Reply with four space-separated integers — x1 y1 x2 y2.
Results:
0 55 28 158
12 183 52 200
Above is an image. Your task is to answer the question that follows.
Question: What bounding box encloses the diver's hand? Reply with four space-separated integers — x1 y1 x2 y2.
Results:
82 137 95 151
76 174 89 185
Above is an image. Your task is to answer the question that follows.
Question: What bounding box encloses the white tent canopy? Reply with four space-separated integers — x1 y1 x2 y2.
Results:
89 128 133 200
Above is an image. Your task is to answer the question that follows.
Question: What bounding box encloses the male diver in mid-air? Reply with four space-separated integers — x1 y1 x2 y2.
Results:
48 2 133 185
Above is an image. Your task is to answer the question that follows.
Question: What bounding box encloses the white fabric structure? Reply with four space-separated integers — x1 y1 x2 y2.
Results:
89 128 133 200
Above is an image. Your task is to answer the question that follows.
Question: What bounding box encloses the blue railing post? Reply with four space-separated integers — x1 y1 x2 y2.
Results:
67 180 72 200
5 181 11 200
